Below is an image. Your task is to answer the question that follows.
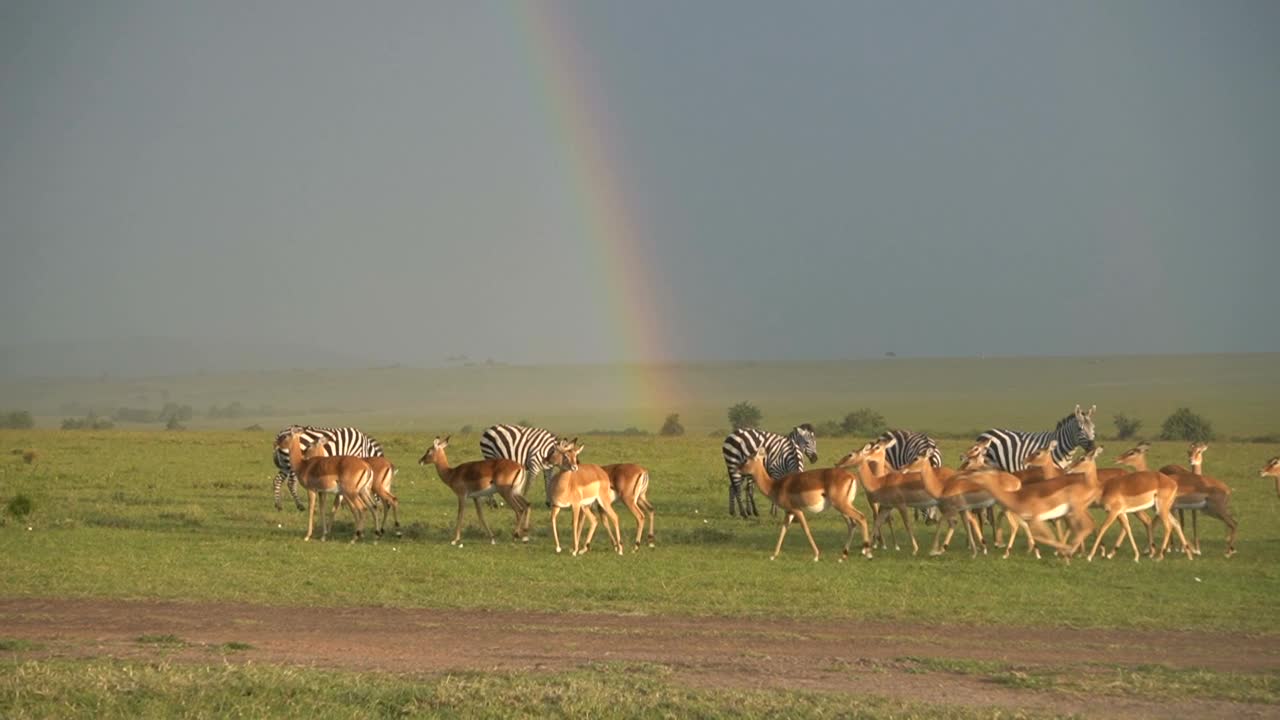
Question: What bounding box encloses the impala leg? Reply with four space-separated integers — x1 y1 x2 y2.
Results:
793 511 821 562
551 505 563 553
1192 510 1202 555
772 513 795 560
473 497 496 544
1161 506 1193 560
964 510 986 556
897 505 919 555
1026 518 1072 561
600 501 624 554
929 509 951 556
1089 510 1122 562
1117 512 1141 562
623 495 645 550
571 504 585 556
451 495 466 546
1002 515 1020 559
836 502 870 560
1133 510 1153 556
304 489 318 541
321 491 333 541
640 496 656 547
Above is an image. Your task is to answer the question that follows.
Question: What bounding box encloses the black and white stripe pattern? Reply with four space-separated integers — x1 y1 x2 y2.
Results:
272 425 384 511
721 424 818 517
976 405 1097 472
878 429 943 470
480 424 559 500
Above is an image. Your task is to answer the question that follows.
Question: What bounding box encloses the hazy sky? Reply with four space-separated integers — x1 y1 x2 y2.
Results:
3 1 1277 367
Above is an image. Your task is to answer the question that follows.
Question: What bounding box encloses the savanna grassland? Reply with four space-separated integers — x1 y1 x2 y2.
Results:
1 355 1279 718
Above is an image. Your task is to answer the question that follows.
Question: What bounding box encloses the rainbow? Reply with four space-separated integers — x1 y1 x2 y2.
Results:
515 3 683 413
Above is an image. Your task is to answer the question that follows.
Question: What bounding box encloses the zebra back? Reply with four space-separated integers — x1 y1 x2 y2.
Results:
723 427 808 482
273 425 384 475
878 429 942 469
977 406 1096 472
480 424 559 475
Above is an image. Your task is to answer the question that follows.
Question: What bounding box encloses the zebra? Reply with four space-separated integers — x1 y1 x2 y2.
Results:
878 429 942 470
721 424 817 518
480 424 560 504
272 425 385 511
977 405 1097 473
877 429 945 528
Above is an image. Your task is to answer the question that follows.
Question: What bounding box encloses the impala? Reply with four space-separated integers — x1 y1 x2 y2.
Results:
739 444 873 562
1159 443 1237 557
1260 457 1280 498
928 440 1023 557
545 442 623 556
1086 452 1192 563
968 447 1103 562
279 430 375 543
839 438 947 556
365 456 401 539
418 436 530 547
600 462 657 550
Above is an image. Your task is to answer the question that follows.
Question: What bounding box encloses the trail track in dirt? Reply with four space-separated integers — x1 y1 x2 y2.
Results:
2 598 1277 718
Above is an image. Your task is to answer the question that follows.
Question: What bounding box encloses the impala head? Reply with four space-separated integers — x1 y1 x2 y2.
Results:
959 439 993 470
1025 440 1058 469
1114 442 1150 468
835 441 880 469
1070 404 1098 451
546 440 583 473
1066 444 1104 473
737 445 769 479
790 424 819 462
1260 457 1280 498
1187 442 1209 466
417 435 451 465
904 449 933 473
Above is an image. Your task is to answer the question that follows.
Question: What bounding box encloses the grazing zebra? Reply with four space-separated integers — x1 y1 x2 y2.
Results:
272 425 385 511
977 405 1097 473
721 424 818 518
480 424 560 503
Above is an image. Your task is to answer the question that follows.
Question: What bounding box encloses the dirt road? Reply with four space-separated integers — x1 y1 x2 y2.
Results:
1 598 1276 718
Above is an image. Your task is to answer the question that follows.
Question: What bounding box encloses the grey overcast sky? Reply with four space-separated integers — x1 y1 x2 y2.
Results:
2 1 1277 367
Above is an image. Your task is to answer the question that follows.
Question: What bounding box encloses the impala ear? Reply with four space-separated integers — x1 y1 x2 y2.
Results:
1087 404 1096 417
576 444 585 455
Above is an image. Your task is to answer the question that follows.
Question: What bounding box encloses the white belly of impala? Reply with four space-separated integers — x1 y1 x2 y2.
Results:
805 498 830 514
1031 503 1068 521
1127 498 1155 513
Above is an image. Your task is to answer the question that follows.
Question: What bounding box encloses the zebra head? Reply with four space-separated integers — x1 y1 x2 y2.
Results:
790 423 818 462
1070 404 1097 451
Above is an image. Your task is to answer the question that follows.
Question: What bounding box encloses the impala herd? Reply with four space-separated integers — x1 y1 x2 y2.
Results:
274 425 1278 563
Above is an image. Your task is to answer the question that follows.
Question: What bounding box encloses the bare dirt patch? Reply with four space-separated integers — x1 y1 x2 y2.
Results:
1 597 1276 718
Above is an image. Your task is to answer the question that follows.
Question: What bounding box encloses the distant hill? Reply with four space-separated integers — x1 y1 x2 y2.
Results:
0 337 375 380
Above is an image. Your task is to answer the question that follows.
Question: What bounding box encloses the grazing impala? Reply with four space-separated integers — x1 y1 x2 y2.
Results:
545 442 623 556
1260 457 1280 498
1086 453 1192 563
738 444 873 562
280 430 375 543
418 436 530 547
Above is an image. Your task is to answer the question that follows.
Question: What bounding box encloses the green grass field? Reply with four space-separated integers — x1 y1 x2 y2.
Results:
2 355 1278 716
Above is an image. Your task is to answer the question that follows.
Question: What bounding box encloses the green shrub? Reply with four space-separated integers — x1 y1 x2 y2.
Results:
1113 413 1142 440
6 494 33 519
841 409 887 436
1160 408 1214 442
659 414 685 437
0 410 34 429
727 402 762 430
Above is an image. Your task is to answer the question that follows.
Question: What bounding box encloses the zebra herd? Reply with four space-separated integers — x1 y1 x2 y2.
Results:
272 404 1263 559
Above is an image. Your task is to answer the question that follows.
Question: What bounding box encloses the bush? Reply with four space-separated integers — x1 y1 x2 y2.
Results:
1113 413 1143 440
459 424 474 434
61 413 114 430
165 416 186 431
841 409 887 436
815 420 845 438
1159 408 1214 442
0 410 34 429
6 494 33 519
727 402 762 430
659 414 685 437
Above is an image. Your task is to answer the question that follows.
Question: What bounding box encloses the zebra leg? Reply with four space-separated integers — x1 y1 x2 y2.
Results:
744 478 760 517
286 474 305 511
